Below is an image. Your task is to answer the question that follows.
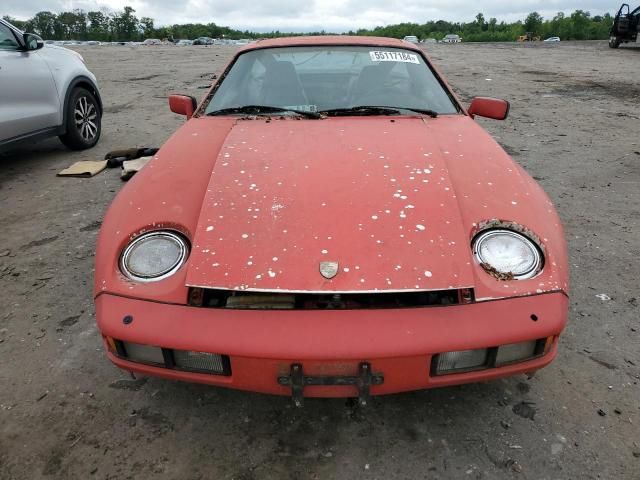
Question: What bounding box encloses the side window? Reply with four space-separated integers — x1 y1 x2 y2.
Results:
0 24 20 50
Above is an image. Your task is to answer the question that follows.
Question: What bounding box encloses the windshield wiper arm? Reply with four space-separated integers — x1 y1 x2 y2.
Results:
322 105 438 118
206 105 321 119
321 106 401 117
393 107 439 118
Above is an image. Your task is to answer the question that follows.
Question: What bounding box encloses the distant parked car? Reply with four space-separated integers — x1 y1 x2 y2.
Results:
176 39 193 46
143 38 162 46
193 37 213 45
87 40 101 46
423 38 438 44
543 37 561 42
403 35 419 44
0 18 102 152
442 34 462 43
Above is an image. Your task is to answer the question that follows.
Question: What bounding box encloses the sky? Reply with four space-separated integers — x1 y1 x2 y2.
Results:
5 0 617 32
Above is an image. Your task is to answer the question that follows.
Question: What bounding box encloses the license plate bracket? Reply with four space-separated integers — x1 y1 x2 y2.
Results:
278 363 384 407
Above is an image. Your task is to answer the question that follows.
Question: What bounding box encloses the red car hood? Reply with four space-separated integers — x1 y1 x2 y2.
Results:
186 117 477 292
96 115 568 303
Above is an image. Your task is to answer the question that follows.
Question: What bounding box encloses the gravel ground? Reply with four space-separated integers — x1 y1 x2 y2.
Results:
0 41 639 479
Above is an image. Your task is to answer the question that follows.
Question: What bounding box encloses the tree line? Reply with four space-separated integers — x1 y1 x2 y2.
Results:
352 11 614 42
3 7 615 42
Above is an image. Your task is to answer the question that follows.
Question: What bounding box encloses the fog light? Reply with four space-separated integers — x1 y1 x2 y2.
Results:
436 348 488 374
496 341 538 366
173 350 226 374
122 342 164 365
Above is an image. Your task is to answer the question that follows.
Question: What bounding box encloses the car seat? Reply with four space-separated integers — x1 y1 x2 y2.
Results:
261 61 308 107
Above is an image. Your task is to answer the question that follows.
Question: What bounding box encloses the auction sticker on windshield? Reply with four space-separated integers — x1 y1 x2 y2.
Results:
369 51 420 64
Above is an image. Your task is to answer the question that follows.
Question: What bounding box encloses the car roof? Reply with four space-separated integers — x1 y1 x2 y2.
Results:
238 35 422 53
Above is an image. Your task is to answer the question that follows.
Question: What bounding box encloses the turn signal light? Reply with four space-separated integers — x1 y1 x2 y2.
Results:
433 339 546 375
111 340 231 376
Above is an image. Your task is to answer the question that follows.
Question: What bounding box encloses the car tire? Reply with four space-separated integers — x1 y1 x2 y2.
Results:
59 87 101 150
609 36 621 49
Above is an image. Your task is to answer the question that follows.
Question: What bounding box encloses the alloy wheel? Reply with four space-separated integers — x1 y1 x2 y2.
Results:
74 96 98 141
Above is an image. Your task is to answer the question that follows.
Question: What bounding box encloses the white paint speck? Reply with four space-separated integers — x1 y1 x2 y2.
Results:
206 226 214 232
424 270 433 277
241 234 249 239
416 224 426 231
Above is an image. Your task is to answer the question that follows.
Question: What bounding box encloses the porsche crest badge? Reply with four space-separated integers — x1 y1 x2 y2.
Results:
319 261 339 279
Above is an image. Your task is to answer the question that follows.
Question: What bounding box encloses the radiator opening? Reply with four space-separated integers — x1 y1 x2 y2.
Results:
188 287 474 310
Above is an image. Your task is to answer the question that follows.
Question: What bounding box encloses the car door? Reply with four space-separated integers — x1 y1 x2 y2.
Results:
0 22 61 143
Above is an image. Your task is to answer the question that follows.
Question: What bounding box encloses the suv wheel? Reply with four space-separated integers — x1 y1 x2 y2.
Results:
59 87 101 150
609 36 621 48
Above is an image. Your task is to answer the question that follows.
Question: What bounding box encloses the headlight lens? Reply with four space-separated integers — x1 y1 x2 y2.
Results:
473 230 542 280
120 231 188 282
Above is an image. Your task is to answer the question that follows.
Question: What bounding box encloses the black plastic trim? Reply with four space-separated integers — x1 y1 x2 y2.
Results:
0 126 65 153
62 76 103 132
189 287 468 310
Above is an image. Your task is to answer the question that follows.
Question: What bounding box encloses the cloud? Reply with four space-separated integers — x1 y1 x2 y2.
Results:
5 0 615 31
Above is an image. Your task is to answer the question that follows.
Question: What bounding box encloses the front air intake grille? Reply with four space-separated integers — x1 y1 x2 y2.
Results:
188 287 474 310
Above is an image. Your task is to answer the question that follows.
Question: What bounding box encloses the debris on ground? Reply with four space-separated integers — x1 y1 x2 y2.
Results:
512 401 537 420
596 294 612 301
106 147 158 168
121 156 153 181
57 160 108 178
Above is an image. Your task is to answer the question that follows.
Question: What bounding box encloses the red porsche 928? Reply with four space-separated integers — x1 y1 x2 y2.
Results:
95 36 568 405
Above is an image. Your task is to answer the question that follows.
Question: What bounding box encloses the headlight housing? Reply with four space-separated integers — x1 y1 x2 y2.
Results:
120 231 189 282
473 229 542 280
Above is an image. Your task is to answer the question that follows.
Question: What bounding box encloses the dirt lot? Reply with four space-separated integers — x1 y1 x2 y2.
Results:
1 41 639 479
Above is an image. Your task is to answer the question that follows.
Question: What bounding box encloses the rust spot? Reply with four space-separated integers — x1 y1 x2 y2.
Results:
473 219 545 254
480 262 514 281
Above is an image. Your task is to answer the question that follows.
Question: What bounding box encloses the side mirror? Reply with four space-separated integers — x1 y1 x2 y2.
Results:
168 94 198 119
23 33 44 51
468 97 510 120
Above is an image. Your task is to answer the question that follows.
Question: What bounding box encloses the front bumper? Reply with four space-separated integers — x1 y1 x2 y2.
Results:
96 291 568 398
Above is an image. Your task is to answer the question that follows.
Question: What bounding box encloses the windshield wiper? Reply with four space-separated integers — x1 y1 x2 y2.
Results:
322 105 438 118
322 106 401 117
395 107 439 118
206 105 321 119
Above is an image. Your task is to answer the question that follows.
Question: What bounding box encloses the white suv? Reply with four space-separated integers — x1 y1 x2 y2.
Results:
0 18 102 152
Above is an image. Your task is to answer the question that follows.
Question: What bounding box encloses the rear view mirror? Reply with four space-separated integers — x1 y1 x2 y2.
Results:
169 94 198 119
23 33 44 51
468 97 510 120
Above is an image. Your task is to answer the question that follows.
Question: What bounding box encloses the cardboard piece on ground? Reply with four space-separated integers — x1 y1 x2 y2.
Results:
121 156 152 180
57 160 108 178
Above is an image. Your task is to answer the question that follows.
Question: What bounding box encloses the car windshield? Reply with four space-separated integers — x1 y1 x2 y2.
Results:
205 46 459 115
